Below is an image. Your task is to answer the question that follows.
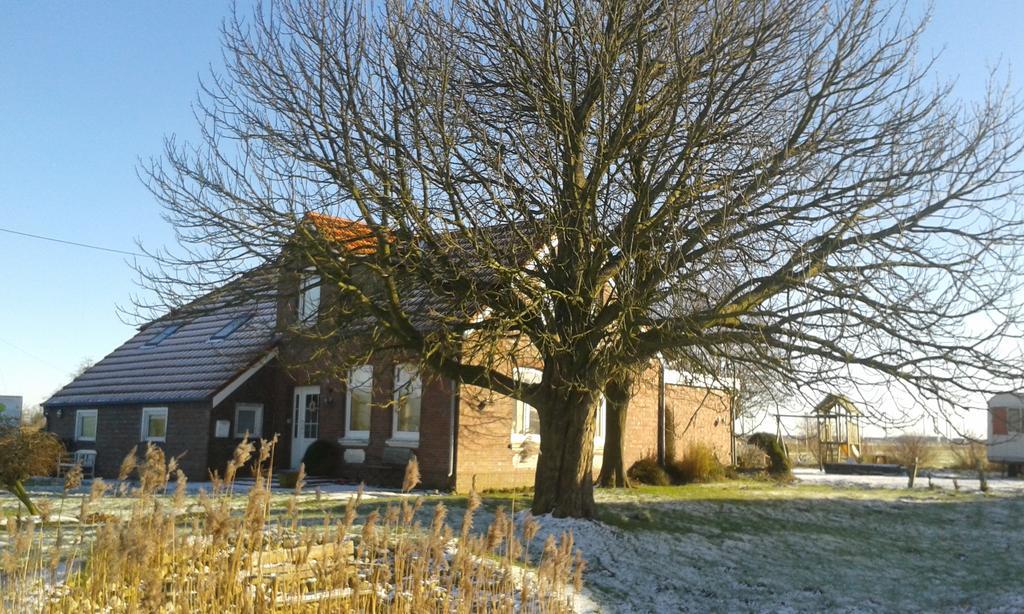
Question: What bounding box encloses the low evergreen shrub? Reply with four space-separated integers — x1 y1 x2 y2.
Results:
627 456 671 486
301 440 341 476
747 432 792 476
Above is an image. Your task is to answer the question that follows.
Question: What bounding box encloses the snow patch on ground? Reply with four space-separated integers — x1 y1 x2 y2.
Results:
527 482 1024 612
794 466 1024 494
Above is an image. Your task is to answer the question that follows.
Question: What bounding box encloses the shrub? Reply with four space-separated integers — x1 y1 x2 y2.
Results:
301 439 341 476
949 437 989 471
747 432 792 477
891 434 937 468
0 421 65 514
627 456 671 486
667 444 724 484
735 441 767 469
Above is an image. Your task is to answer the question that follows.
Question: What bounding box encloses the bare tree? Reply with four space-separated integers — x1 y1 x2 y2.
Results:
140 0 1024 517
892 433 938 468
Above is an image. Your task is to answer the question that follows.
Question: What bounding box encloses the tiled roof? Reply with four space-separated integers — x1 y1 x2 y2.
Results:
44 292 277 408
306 213 379 255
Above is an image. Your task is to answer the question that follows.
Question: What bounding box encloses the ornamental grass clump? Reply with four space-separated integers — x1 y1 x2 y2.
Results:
1 437 583 612
667 444 725 484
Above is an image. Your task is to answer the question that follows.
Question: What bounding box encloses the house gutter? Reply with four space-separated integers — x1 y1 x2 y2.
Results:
729 388 738 465
657 361 666 466
448 379 459 480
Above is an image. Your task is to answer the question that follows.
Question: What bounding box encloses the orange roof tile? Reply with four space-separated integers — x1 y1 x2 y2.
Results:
305 212 379 255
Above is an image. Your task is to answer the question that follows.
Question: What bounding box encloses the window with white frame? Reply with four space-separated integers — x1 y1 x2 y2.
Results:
234 403 263 438
513 368 542 441
75 409 97 442
141 407 168 442
1009 408 1024 434
346 365 373 440
297 272 321 325
392 364 421 440
594 394 607 442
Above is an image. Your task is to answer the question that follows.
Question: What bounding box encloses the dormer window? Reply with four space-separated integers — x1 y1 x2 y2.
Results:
298 273 321 325
146 323 181 346
211 315 251 341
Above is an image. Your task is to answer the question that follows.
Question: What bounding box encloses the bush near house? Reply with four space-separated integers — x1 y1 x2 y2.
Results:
747 433 792 477
667 444 725 484
627 457 671 486
301 439 341 476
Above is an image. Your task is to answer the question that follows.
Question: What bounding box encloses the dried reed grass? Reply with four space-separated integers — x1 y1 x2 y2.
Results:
1 437 581 612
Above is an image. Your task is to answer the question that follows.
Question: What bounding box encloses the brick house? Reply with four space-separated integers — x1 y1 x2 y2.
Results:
44 218 733 490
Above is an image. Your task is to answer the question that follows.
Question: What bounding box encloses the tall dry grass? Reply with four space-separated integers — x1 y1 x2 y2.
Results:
1 437 582 612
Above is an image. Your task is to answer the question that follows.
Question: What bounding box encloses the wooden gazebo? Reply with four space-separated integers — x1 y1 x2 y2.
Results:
813 394 862 464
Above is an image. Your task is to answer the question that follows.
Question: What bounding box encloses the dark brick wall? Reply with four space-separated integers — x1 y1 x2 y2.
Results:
46 402 211 479
207 357 293 476
285 361 455 489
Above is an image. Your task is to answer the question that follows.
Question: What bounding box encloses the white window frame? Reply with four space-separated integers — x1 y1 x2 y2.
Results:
342 365 373 444
75 409 98 442
512 368 542 444
297 271 321 326
389 364 421 445
141 407 168 443
233 403 263 438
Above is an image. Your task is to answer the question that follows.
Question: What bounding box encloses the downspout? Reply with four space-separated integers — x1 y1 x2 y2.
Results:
729 389 737 466
447 379 459 483
657 362 666 466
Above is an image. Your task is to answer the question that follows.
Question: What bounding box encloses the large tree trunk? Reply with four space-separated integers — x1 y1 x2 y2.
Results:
531 385 600 518
597 374 633 488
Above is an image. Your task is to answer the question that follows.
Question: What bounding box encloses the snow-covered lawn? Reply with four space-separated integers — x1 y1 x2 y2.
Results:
529 475 1024 612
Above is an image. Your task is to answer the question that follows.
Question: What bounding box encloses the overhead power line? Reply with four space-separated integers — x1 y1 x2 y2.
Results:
0 226 149 258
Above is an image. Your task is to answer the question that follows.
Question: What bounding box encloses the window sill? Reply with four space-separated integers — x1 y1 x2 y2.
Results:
337 436 370 447
510 434 540 446
385 437 419 449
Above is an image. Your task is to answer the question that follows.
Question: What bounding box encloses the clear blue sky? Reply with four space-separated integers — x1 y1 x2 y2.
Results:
1 1 1023 430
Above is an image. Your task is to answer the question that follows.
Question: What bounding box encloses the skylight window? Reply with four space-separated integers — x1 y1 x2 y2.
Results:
211 315 252 341
146 323 181 346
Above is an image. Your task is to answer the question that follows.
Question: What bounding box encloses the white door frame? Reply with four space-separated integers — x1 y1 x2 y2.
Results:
291 385 321 469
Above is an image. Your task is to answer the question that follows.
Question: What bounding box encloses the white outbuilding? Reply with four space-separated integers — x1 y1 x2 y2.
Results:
988 392 1024 476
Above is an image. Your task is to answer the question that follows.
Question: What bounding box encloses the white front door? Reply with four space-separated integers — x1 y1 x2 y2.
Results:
291 386 321 469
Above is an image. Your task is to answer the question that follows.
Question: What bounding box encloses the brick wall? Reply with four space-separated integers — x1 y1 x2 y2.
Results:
454 383 532 492
207 357 293 476
274 343 456 489
453 364 733 492
454 363 666 493
46 402 212 479
617 365 661 468
664 384 733 464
